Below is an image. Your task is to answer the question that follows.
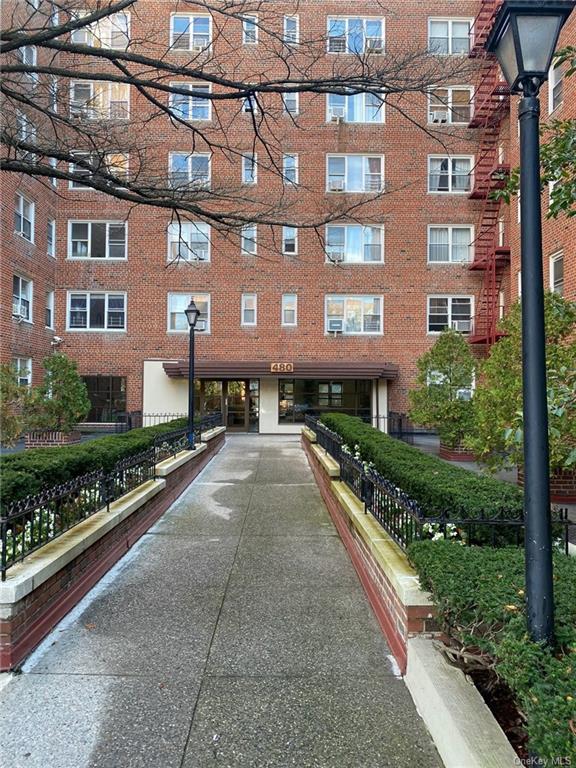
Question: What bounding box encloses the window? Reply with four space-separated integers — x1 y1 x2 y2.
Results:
283 16 299 44
13 358 32 387
428 226 473 263
279 379 371 423
327 18 384 54
69 151 129 189
49 157 58 187
242 15 258 44
45 290 54 328
427 296 473 333
426 369 474 400
327 92 384 123
282 92 299 116
325 295 382 334
13 276 33 321
549 61 564 113
47 218 56 256
241 224 257 255
169 152 210 187
68 221 127 259
67 292 126 331
169 83 211 121
71 11 130 49
171 15 211 50
167 221 211 262
17 45 38 84
325 224 383 263
242 153 257 184
70 81 129 119
428 19 472 54
168 293 210 332
282 227 297 255
428 87 472 124
242 92 259 114
82 375 126 422
14 194 34 241
282 294 297 326
282 153 298 185
428 156 472 193
241 294 257 326
327 155 383 192
16 111 36 159
550 252 564 295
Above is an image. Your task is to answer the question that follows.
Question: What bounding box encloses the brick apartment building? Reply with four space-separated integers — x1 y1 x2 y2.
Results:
2 0 574 434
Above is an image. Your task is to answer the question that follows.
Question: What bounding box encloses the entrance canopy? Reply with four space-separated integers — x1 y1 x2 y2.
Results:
163 360 398 380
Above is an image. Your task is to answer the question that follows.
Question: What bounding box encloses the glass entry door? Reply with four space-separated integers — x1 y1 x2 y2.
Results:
224 380 259 431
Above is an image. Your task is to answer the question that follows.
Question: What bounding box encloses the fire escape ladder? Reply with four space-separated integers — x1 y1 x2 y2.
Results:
469 0 501 57
470 259 504 345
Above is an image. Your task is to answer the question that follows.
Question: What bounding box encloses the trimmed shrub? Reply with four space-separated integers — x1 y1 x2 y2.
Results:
408 541 576 759
320 413 523 518
0 418 186 508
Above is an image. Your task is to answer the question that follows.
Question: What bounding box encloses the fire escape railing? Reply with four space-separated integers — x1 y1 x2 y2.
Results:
468 0 511 347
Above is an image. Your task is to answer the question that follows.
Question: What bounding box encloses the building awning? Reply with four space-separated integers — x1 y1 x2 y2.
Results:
163 360 398 380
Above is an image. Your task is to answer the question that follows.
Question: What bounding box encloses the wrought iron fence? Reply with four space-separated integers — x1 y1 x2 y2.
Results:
153 427 190 463
305 416 573 552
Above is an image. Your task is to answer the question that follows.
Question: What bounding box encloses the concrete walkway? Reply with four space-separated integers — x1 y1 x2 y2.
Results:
0 435 441 768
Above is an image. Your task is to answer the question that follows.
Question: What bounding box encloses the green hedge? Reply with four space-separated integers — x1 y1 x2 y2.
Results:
319 413 524 519
0 419 186 507
408 541 576 759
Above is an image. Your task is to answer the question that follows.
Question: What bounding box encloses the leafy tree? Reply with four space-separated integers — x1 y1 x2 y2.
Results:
0 363 27 446
408 329 476 449
23 354 91 433
470 293 576 471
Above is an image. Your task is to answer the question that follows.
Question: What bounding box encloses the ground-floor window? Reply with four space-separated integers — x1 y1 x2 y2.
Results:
82 375 127 422
278 379 371 423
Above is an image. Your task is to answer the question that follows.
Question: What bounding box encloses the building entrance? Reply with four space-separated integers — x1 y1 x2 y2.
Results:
224 380 259 432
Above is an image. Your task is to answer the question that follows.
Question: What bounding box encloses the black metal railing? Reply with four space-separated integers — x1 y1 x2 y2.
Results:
101 449 156 508
153 427 190 463
305 416 573 552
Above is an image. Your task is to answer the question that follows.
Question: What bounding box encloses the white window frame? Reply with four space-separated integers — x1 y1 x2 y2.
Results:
283 15 299 44
68 151 128 190
326 154 384 193
69 81 130 119
67 220 128 260
427 295 474 334
13 357 32 387
47 218 56 257
242 153 257 185
16 110 36 159
282 92 299 116
326 92 385 123
170 14 212 51
167 292 211 333
548 62 564 113
324 295 383 335
428 18 473 55
282 153 299 185
18 45 38 84
241 293 257 326
282 227 298 255
326 17 385 54
428 155 473 194
66 291 127 332
281 294 298 326
427 225 474 263
242 15 258 44
49 157 58 188
241 224 257 255
550 251 564 295
169 82 212 121
428 86 473 124
167 221 211 263
15 194 35 242
169 152 211 188
71 11 130 50
12 275 33 322
325 224 384 263
45 289 55 329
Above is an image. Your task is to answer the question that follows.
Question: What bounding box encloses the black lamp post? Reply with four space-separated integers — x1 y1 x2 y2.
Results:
184 299 201 449
486 0 575 645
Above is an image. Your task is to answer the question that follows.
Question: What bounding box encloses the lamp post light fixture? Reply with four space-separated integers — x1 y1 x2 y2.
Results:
184 298 201 450
486 0 575 645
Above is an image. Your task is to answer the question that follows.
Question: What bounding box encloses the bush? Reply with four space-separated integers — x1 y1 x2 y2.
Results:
320 413 524 518
408 541 576 759
0 418 186 508
23 354 90 433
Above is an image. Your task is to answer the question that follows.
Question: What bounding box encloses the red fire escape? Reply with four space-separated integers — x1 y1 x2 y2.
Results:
468 0 511 346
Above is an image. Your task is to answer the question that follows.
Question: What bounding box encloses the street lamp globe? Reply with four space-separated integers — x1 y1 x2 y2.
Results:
486 1 575 94
185 299 200 329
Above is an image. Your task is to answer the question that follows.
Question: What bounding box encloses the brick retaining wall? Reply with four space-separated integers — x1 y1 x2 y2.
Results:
517 467 576 503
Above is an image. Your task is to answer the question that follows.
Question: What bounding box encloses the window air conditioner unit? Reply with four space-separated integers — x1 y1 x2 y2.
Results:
328 319 344 332
366 38 383 53
431 110 448 123
329 178 345 192
327 249 344 263
192 44 206 52
329 107 345 122
191 247 208 260
451 319 471 332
